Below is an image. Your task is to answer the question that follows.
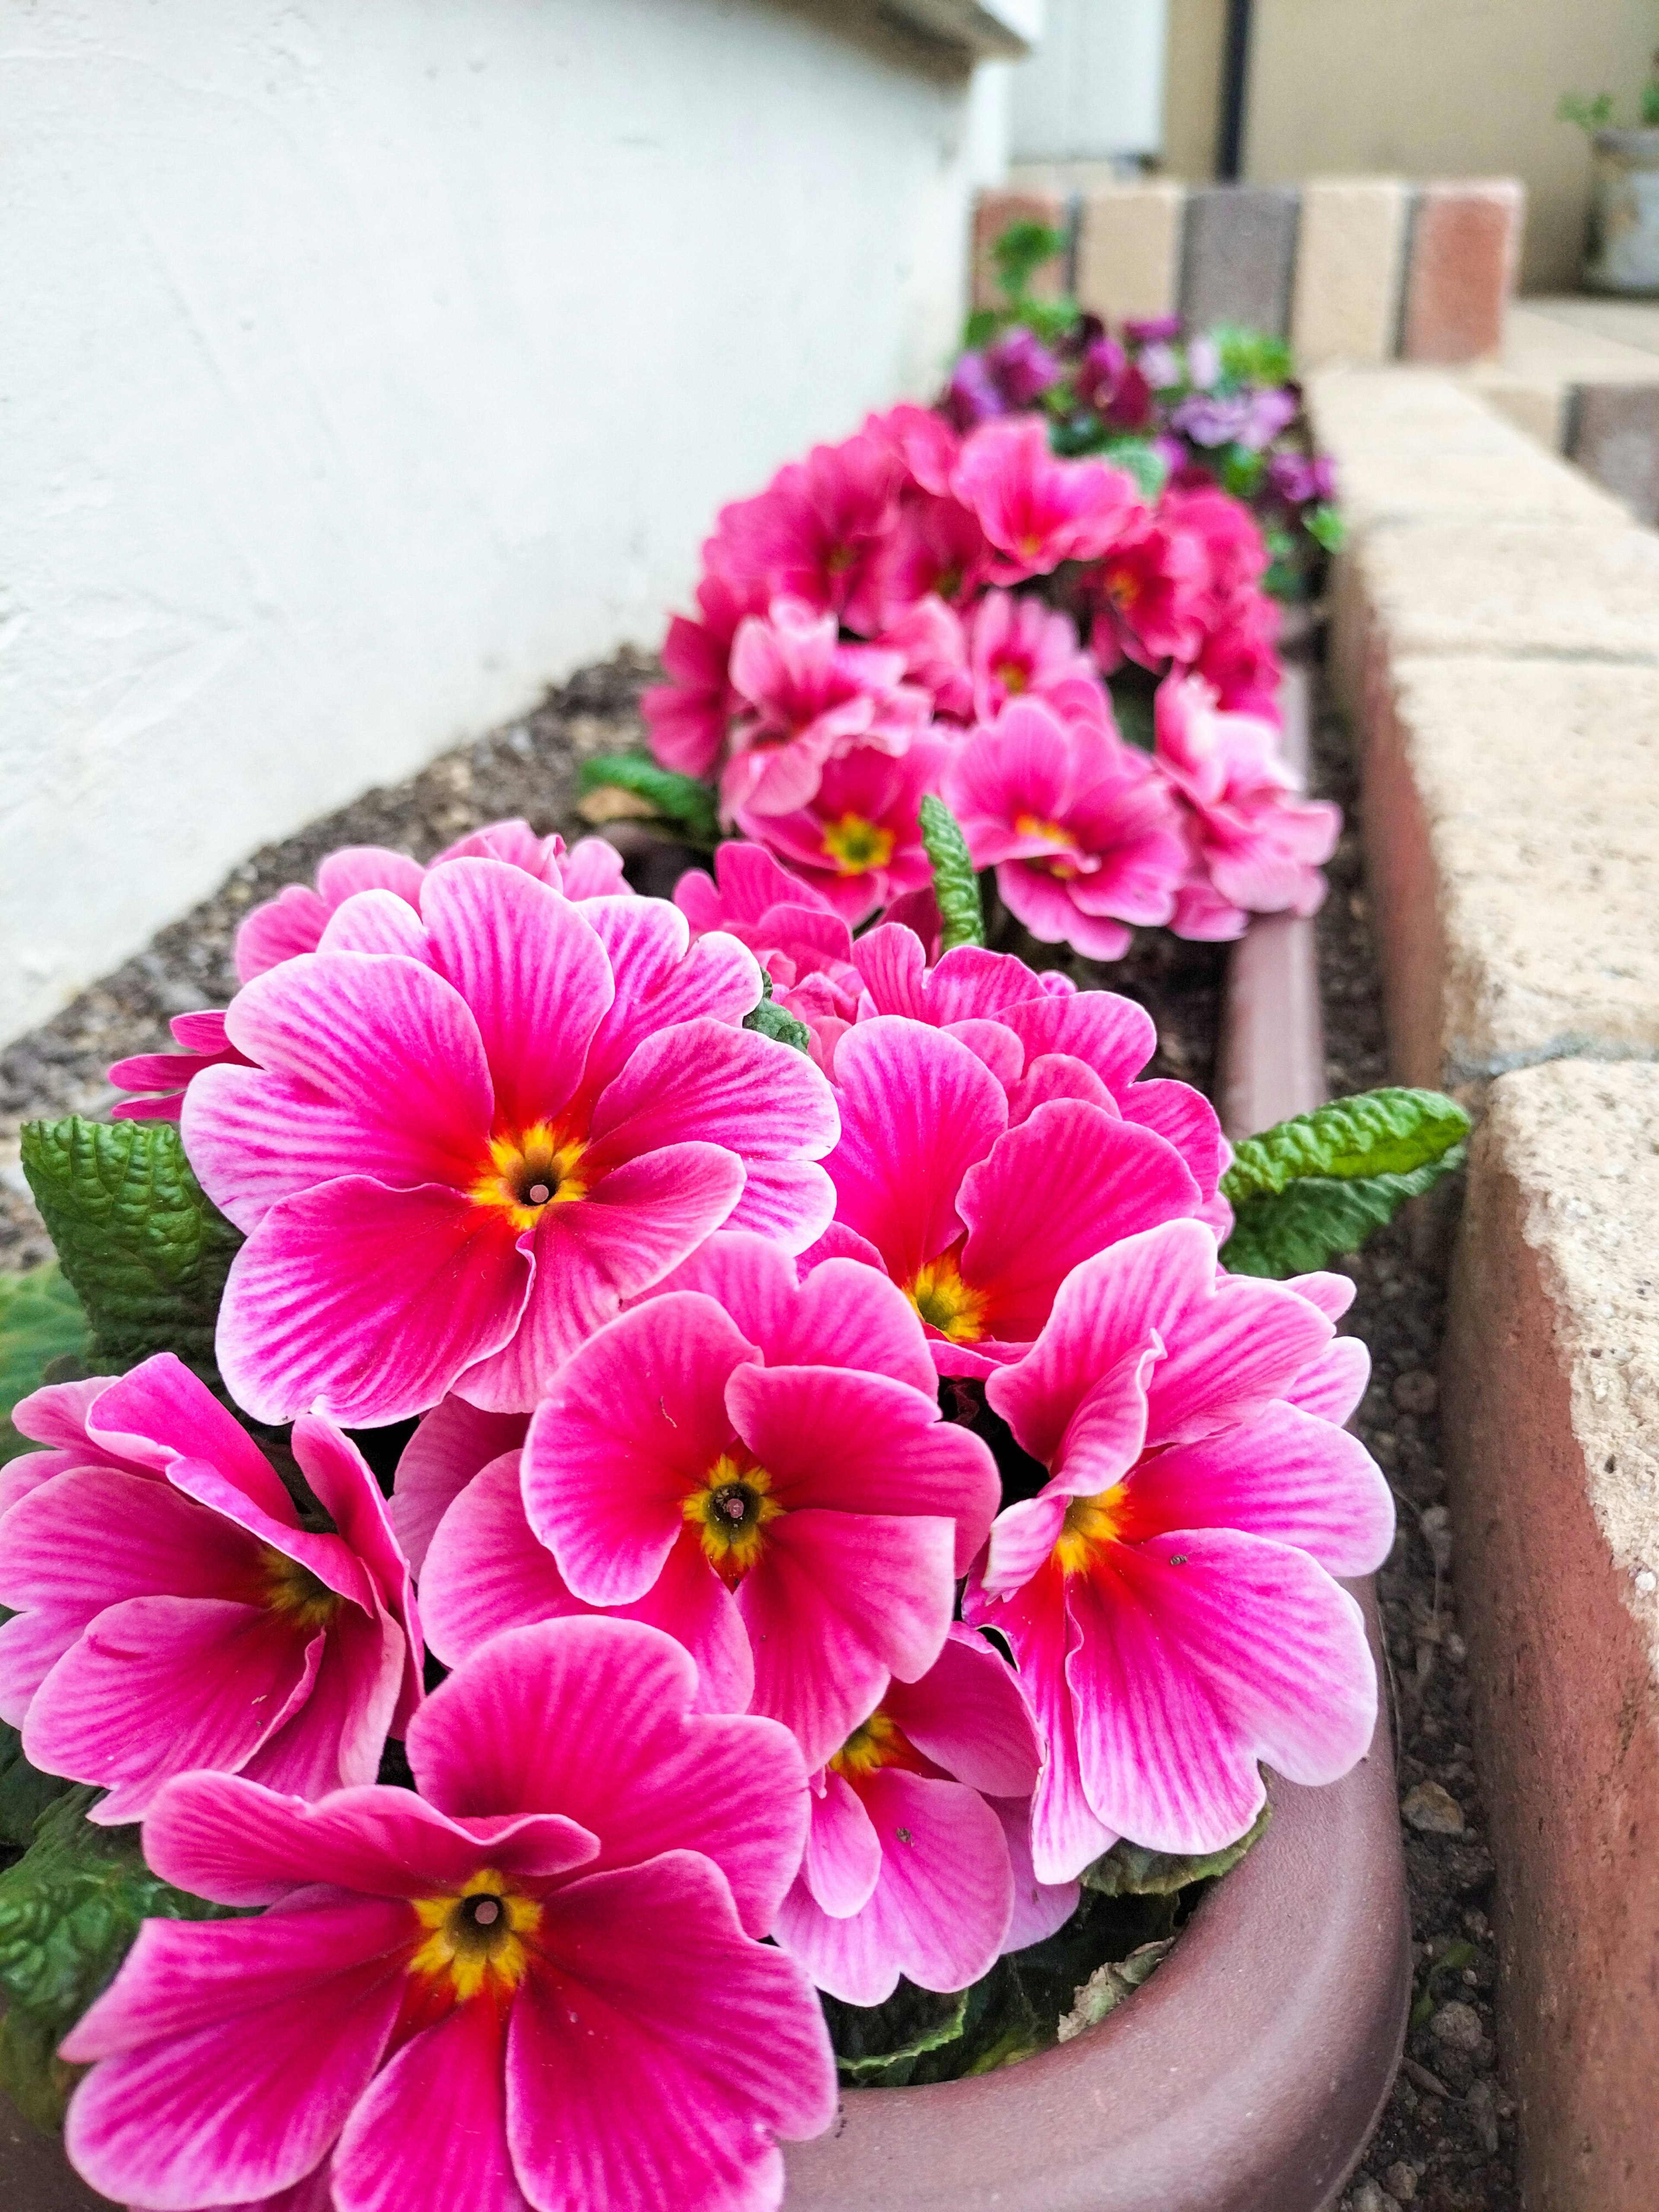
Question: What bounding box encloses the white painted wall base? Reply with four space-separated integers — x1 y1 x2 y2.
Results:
0 0 1009 1042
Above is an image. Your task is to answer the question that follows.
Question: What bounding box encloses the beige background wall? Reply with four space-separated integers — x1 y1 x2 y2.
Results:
1164 0 1657 292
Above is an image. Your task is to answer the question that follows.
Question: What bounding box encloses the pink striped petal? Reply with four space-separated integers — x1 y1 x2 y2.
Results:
1283 1332 1370 1425
1120 1403 1394 1576
980 1491 1068 1603
998 991 1157 1093
86 1354 296 1518
410 1620 805 1936
823 1019 1006 1279
9 1375 124 1458
573 898 760 1096
140 1770 596 1906
651 1234 935 1393
237 1604 401 1802
335 1998 529 2212
62 1901 409 2207
417 859 614 1133
505 1858 835 2212
215 1181 531 1427
391 1398 529 1577
1004 1050 1114 1124
316 848 426 908
1065 1531 1376 1854
802 1771 884 1917
588 1018 839 1176
316 890 432 960
989 1794 1081 1950
1283 1270 1358 1323
884 1625 1041 1797
455 1143 747 1411
1117 1077 1227 1200
725 1364 999 1570
0 1465 261 1621
523 1295 759 1605
292 1416 422 1726
849 922 927 1016
720 1158 837 1252
234 885 333 982
925 947 1048 1026
941 1017 1025 1087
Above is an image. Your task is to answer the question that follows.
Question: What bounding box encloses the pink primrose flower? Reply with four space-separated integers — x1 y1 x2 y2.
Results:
706 432 903 636
1161 485 1271 610
941 695 1187 961
772 1625 1075 2005
1087 514 1212 673
642 570 763 779
515 1233 999 1769
1155 675 1340 940
731 739 951 929
0 1354 420 1823
108 1009 254 1123
719 597 932 822
963 588 1095 721
672 842 865 1067
872 486 992 617
812 1016 1208 1378
950 417 1145 586
873 593 974 721
232 821 628 985
860 402 960 498
963 1220 1394 1880
1193 588 1284 722
182 857 839 1426
60 1618 835 2212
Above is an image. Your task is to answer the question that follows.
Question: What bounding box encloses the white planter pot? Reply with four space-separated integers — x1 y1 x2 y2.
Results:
1585 127 1659 296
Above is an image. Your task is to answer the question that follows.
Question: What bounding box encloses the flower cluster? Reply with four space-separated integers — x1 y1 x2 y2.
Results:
14 806 1386 2202
642 396 1335 957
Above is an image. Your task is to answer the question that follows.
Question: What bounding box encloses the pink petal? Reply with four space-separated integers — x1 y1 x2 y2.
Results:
979 1490 1068 1603
884 1625 1041 1796
408 1618 807 1938
316 889 432 961
333 1993 531 2212
823 1017 1007 1279
315 847 426 908
737 1511 957 1767
1004 1052 1116 1123
214 1180 531 1427
802 1770 884 1917
940 1017 1025 1088
725 1363 999 1570
1117 1077 1227 1199
589 1018 839 1179
523 1294 759 1606
1283 1332 1370 1425
63 1900 409 2208
141 1769 597 1906
391 1398 529 1577
1283 1269 1358 1323
1065 1530 1376 1854
1122 1403 1395 1576
849 922 927 1016
989 1793 1081 1950
998 990 1157 1093
237 1604 400 1803
292 1415 423 1727
455 1144 747 1411
505 1857 836 2212
720 1158 837 1252
417 859 614 1133
89 1354 292 1517
234 885 333 982
573 897 760 1096
9 1374 124 1457
25 1596 317 1823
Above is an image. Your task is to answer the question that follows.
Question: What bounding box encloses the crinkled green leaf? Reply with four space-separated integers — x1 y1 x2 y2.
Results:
823 1983 970 2085
918 794 985 952
0 1787 244 2129
577 754 718 845
741 973 811 1055
1081 1802 1271 1896
1220 1087 1471 1205
1221 1146 1467 1278
0 1263 87 1465
0 1718 74 1849
1055 1938 1174 2040
19 1118 242 1383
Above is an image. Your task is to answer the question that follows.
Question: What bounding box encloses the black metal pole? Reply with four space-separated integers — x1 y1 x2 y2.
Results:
1217 0 1253 180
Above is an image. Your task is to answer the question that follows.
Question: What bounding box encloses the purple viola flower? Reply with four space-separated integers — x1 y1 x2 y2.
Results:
986 325 1061 407
1123 314 1182 344
1170 391 1255 448
1267 450 1338 506
1075 334 1127 413
1237 386 1301 452
1135 341 1184 392
1186 333 1222 390
945 350 1008 431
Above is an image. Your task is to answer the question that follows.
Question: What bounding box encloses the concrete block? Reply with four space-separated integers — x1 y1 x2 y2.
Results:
1468 369 1568 452
1401 180 1525 365
1354 520 1659 667
1571 383 1659 525
972 187 1069 312
1074 180 1184 325
1178 184 1300 337
1443 1058 1659 2212
1290 177 1411 369
1361 657 1659 1088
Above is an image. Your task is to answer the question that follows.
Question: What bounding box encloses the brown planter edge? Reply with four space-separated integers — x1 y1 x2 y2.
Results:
4 655 1410 2212
782 655 1411 2212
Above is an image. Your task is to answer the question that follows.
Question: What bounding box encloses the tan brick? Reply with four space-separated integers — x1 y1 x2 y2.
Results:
1443 1058 1659 2212
1354 520 1659 666
1361 657 1659 1087
1074 181 1184 325
1467 369 1568 452
1290 177 1411 369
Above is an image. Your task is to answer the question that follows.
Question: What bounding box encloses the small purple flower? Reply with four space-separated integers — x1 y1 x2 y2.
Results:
1136 341 1184 393
1186 334 1222 390
986 325 1061 407
1075 335 1127 413
945 350 1008 432
1123 314 1182 344
1267 450 1338 506
1170 391 1255 448
1238 387 1300 452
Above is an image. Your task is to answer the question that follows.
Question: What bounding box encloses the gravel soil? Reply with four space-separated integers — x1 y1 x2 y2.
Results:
0 648 1521 2205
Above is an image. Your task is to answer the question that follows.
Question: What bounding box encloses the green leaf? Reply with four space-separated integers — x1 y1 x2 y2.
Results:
823 1983 971 2085
918 795 985 952
1305 502 1346 553
1220 1087 1471 1205
0 1264 88 1465
1082 1803 1271 1896
19 1119 242 1385
0 1721 74 1849
1107 670 1159 755
1222 1146 1468 1278
1096 435 1169 501
1213 325 1294 388
741 973 811 1054
1055 1938 1174 2040
991 219 1067 302
0 1787 244 2129
577 755 718 845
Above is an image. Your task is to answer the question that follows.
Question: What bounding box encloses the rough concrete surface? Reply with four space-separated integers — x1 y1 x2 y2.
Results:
1442 1059 1659 2212
1074 180 1183 323
1352 520 1659 667
1179 183 1300 338
1364 656 1659 1087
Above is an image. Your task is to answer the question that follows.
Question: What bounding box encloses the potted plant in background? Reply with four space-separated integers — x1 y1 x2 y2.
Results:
1560 21 1659 296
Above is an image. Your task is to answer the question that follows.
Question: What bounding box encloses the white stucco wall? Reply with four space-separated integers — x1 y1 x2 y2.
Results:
0 0 1010 1043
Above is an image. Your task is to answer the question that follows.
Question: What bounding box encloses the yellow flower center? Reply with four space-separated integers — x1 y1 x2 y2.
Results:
830 1709 917 1779
408 1869 541 2005
1105 563 1141 611
1013 812 1081 880
259 1548 340 1632
1053 1486 1128 1576
469 1121 590 1231
995 658 1029 695
820 814 895 877
682 1453 781 1589
904 1248 989 1344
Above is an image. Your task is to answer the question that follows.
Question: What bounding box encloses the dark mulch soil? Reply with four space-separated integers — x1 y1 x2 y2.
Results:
1314 693 1521 2212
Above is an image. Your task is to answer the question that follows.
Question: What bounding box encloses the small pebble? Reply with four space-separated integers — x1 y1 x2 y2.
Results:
1402 1780 1466 1835
1348 2182 1400 2212
1418 1505 1453 1572
1429 1999 1485 2053
1466 2075 1502 2154
1382 2161 1418 2202
1636 1568 1657 1596
1392 1370 1439 1415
